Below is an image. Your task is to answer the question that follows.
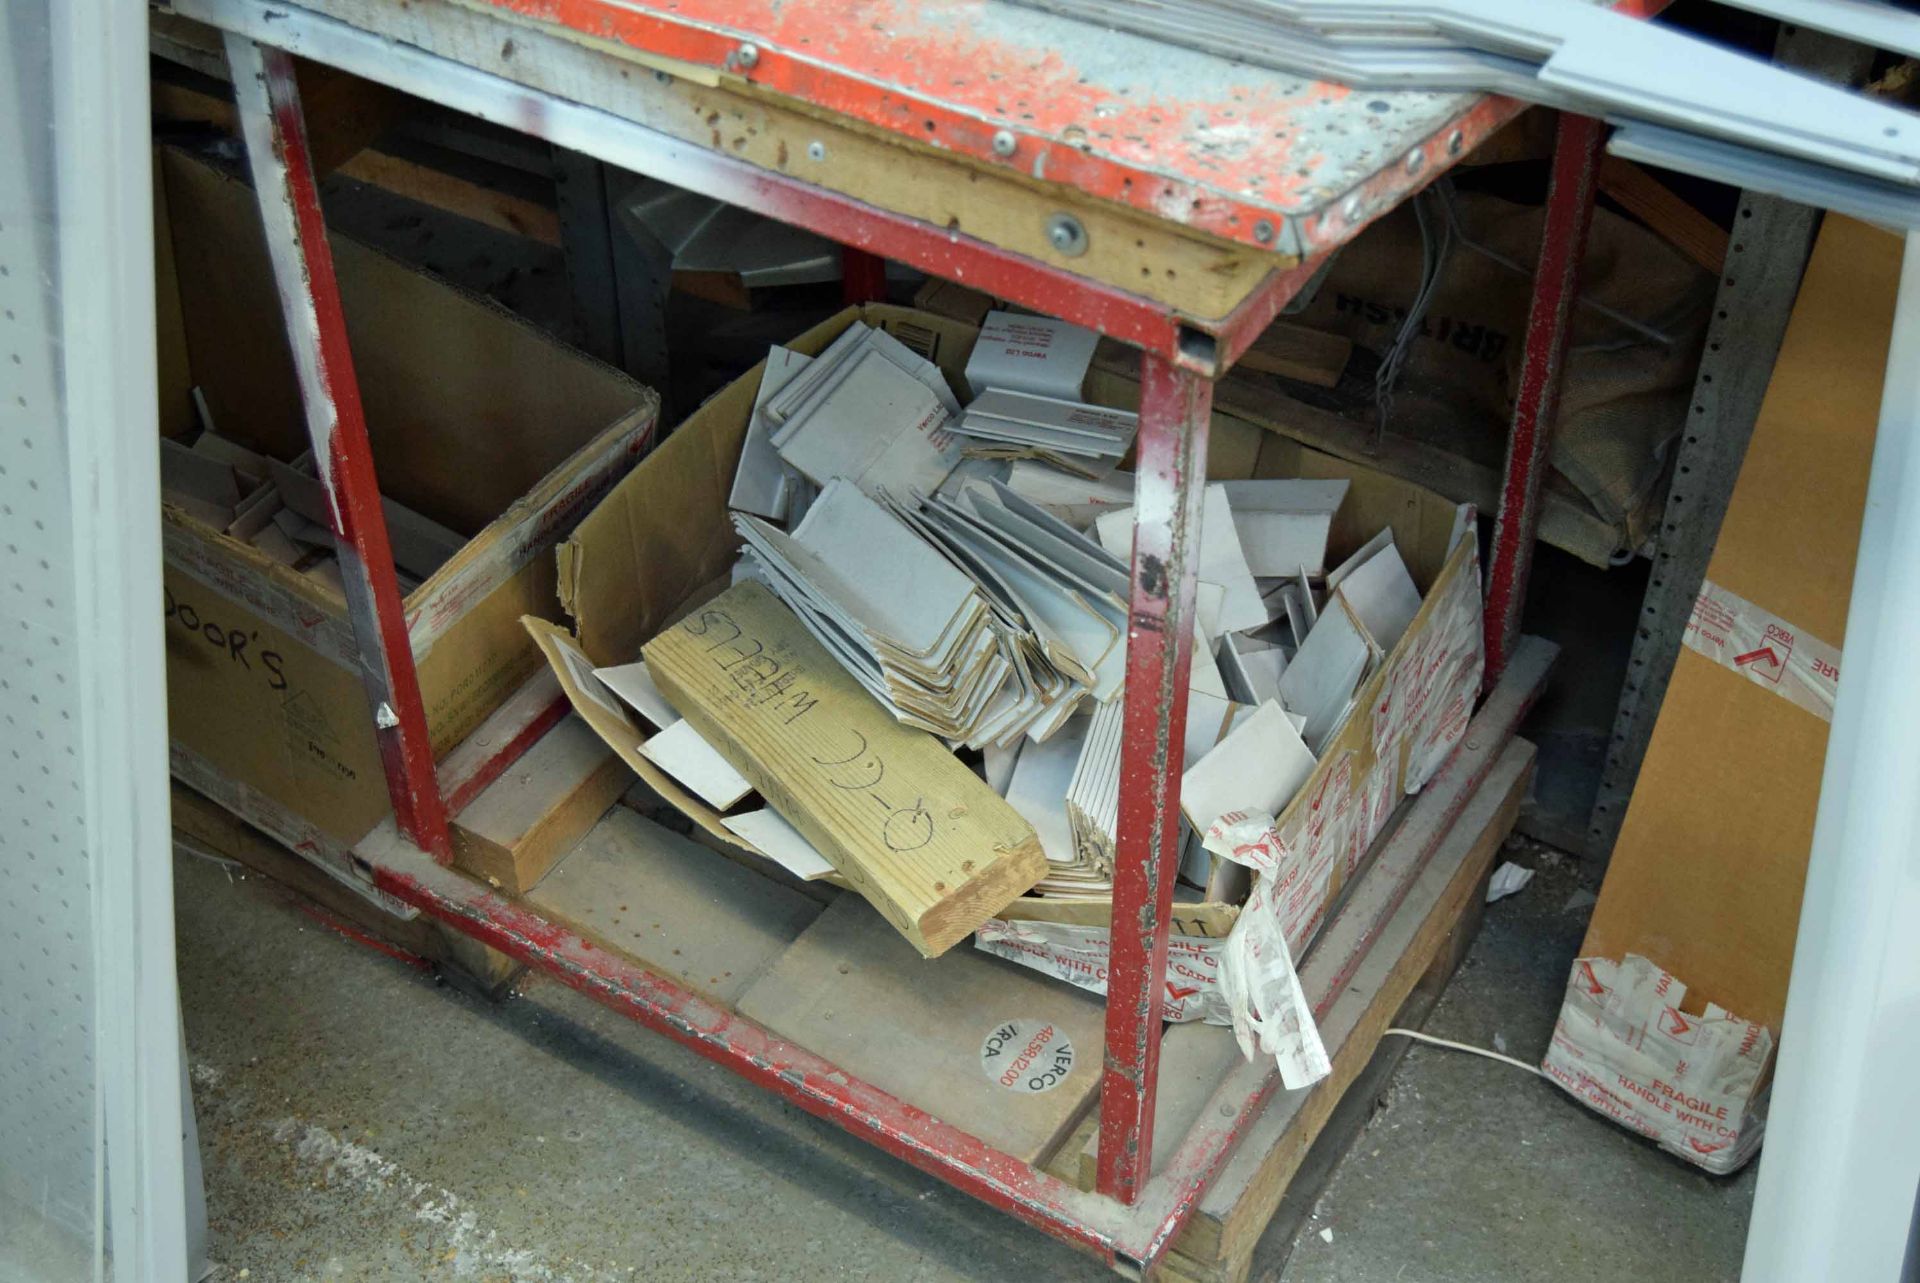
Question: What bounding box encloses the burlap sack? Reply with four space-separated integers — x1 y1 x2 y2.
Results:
1292 190 1712 534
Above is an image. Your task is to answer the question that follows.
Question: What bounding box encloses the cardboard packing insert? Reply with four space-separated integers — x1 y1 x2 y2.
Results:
535 304 1473 940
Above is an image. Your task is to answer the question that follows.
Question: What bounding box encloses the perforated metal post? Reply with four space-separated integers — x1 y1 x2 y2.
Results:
225 36 454 860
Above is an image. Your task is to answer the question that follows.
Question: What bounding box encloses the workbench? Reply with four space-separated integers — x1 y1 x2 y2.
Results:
152 0 1594 1273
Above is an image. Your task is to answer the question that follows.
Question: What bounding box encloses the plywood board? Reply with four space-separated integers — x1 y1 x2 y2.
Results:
526 806 823 1007
1582 216 1895 1031
643 581 1045 956
1077 1023 1242 1189
737 896 1105 1164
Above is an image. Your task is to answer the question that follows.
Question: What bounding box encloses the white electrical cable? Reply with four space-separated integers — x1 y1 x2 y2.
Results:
1381 1027 1547 1077
1372 185 1454 438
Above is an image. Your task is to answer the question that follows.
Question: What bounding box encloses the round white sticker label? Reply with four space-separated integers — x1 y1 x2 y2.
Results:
979 1020 1076 1095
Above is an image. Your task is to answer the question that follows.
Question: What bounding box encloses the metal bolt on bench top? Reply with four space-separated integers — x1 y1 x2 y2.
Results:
1046 212 1089 256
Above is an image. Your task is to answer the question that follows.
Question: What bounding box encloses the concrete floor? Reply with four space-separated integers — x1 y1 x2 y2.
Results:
176 839 1754 1283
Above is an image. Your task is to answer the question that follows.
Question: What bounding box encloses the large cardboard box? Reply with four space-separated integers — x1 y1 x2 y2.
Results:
155 148 659 880
1542 215 1896 1173
530 304 1481 966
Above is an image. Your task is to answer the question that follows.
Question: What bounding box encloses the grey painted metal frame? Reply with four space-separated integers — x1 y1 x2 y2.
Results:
1586 29 1874 858
1015 0 1920 206
1609 123 1920 230
1715 0 1920 61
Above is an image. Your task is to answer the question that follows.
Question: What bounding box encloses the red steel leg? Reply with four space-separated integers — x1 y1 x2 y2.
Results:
1098 355 1212 1204
1483 112 1604 684
226 36 455 861
841 246 888 304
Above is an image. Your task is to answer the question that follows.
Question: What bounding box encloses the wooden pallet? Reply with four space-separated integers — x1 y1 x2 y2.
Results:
184 709 1531 1283
171 782 523 998
1152 738 1533 1283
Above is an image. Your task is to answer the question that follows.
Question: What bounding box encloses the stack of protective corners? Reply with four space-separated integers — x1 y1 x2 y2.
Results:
735 479 1005 741
964 309 1099 400
1543 215 1896 1174
763 321 962 498
950 388 1138 477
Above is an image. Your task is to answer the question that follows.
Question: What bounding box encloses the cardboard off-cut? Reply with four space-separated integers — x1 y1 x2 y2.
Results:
1180 700 1318 835
639 718 756 811
1217 478 1347 578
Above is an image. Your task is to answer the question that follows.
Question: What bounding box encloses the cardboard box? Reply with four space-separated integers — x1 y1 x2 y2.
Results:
1539 217 1895 1174
533 304 1478 958
156 148 659 873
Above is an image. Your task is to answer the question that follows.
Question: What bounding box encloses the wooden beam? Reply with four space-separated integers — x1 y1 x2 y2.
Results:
1238 321 1352 388
643 581 1046 957
1598 155 1729 275
333 148 562 243
449 713 630 896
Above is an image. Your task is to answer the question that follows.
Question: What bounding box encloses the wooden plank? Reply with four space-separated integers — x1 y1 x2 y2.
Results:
170 782 522 997
1155 906 1482 1283
642 581 1046 958
1171 739 1534 1269
150 51 406 180
1158 1247 1254 1283
435 667 570 816
524 805 823 1008
293 59 410 177
334 148 563 244
449 713 631 895
150 70 562 247
1598 155 1729 275
736 895 1107 1165
912 278 997 328
1044 1110 1101 1185
1238 321 1352 388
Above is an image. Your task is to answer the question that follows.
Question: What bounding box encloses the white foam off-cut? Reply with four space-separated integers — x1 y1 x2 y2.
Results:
1541 955 1773 1174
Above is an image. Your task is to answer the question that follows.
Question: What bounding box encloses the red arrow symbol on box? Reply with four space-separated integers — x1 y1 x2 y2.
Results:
1665 1009 1692 1037
1166 983 1200 1000
1734 645 1779 670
